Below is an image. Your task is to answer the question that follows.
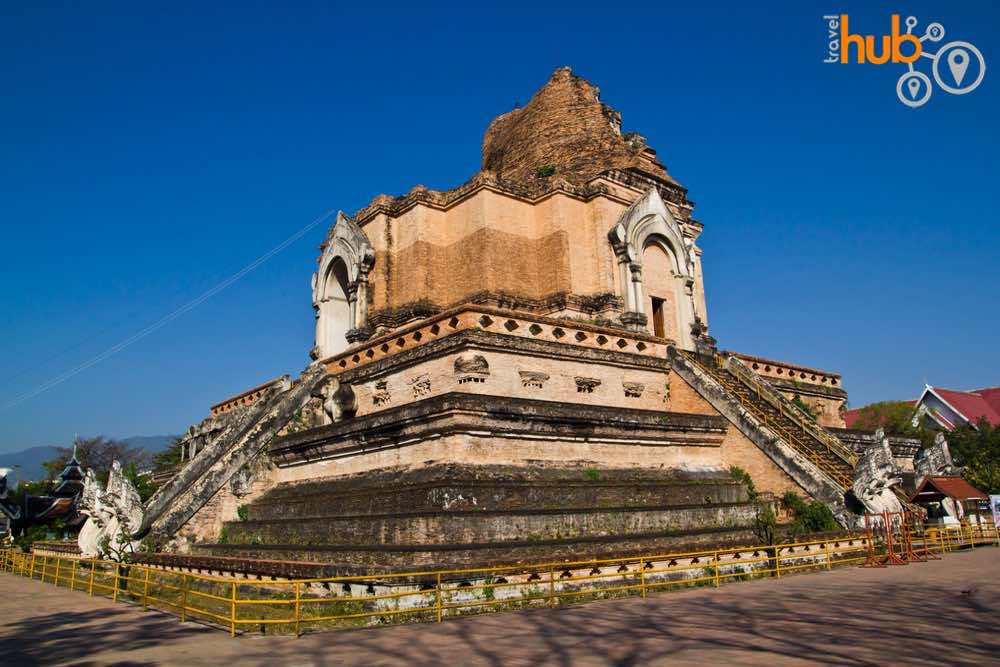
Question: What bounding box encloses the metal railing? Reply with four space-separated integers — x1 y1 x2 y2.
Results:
680 350 854 489
3 523 995 637
1 534 876 637
724 355 857 468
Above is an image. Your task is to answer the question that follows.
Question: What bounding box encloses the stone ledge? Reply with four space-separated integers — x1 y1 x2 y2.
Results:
322 304 673 376
269 392 728 468
336 328 672 385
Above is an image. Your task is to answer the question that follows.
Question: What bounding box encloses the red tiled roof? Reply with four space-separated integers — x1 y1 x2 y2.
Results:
974 387 1000 415
931 386 1000 427
911 476 988 502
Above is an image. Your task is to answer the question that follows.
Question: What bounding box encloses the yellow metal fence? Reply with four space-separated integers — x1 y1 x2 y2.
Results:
2 523 997 637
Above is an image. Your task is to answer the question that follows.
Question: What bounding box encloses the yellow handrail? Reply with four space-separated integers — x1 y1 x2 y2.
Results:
724 355 857 466
2 522 993 636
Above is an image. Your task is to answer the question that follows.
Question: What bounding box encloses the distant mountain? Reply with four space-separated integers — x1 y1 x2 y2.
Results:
121 435 177 453
0 435 178 483
0 445 61 484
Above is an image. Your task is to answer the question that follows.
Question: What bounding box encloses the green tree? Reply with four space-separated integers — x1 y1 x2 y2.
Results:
849 401 918 434
946 420 1000 494
43 435 150 481
152 437 184 470
782 492 838 535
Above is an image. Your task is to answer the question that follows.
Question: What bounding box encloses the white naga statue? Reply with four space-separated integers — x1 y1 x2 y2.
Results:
77 461 145 558
851 428 904 517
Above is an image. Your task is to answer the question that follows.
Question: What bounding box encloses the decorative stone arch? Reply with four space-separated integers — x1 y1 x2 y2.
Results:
608 187 698 350
311 212 375 360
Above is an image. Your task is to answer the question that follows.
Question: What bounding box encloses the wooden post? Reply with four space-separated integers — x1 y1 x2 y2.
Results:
70 560 78 591
713 551 720 588
88 558 97 595
142 567 151 610
54 558 62 586
775 548 781 578
29 553 36 579
968 523 975 550
230 581 237 637
112 565 120 602
41 556 48 583
294 581 302 637
435 572 442 623
639 558 647 598
548 566 556 607
824 542 833 570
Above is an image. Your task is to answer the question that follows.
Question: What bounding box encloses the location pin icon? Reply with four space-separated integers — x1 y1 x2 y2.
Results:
907 77 921 99
948 49 970 86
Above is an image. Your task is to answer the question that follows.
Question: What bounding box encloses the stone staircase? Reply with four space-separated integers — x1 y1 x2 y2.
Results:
668 348 854 524
138 365 329 542
692 353 857 490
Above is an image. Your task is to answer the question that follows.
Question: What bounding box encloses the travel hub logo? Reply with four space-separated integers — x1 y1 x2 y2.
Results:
823 14 985 108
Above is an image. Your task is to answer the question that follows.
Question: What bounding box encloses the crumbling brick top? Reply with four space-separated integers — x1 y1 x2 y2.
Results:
349 67 690 227
482 67 675 188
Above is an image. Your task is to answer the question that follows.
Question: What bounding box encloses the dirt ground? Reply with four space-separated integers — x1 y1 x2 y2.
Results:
1 547 998 666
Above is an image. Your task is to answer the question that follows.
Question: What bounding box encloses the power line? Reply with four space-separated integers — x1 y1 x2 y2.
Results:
1 208 337 411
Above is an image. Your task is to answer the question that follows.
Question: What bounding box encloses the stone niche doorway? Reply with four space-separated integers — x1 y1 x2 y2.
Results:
642 241 681 341
318 257 352 358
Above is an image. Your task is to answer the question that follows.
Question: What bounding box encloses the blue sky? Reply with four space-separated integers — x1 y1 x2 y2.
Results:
1 1 997 453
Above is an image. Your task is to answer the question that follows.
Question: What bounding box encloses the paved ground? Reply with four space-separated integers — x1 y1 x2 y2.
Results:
1 548 998 666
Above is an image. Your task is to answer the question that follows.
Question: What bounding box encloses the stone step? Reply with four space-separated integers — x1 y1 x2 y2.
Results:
221 502 757 548
247 477 748 521
195 524 761 572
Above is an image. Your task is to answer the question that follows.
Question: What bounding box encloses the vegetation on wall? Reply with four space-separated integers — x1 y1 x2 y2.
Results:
782 492 838 535
791 395 817 420
730 466 777 545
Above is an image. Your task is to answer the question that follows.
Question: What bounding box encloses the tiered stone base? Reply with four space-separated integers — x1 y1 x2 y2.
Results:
195 464 757 572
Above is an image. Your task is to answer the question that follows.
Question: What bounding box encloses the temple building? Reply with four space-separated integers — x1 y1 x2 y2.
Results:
0 449 87 539
139 68 894 571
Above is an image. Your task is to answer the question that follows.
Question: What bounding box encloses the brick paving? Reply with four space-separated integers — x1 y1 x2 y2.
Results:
1 547 998 666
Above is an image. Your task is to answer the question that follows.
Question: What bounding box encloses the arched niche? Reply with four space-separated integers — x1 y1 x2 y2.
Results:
311 212 374 360
317 258 352 357
608 187 699 350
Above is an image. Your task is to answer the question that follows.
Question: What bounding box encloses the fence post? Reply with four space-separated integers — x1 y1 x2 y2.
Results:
639 558 647 598
29 553 36 579
968 523 975 550
55 558 62 587
230 581 237 637
775 548 781 578
713 551 720 588
824 542 833 570
70 559 78 591
112 564 120 602
88 558 96 595
142 567 151 610
435 572 442 623
180 574 189 623
294 581 301 637
548 566 556 607
41 556 48 583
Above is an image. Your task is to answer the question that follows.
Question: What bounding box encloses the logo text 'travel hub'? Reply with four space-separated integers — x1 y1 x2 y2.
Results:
823 14 986 108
